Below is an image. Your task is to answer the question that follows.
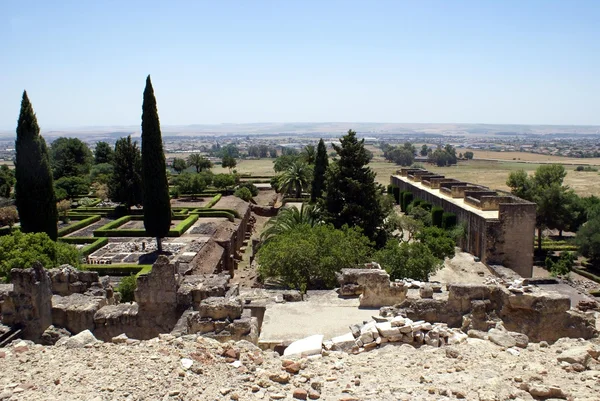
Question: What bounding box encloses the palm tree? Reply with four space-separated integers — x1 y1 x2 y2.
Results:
261 203 322 242
187 153 212 173
277 161 312 198
302 145 316 164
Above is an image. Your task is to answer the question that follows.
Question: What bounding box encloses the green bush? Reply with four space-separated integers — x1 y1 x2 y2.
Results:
416 226 456 260
420 201 432 211
374 240 442 281
0 232 81 282
117 275 137 302
387 184 393 194
257 224 372 291
237 182 259 197
392 186 401 204
545 252 574 277
192 210 235 221
234 187 253 201
431 206 444 228
401 192 413 212
442 212 457 229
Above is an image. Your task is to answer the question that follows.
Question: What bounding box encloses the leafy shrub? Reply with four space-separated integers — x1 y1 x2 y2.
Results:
54 176 90 199
117 275 137 303
257 224 372 291
416 226 456 260
431 206 444 228
420 201 432 211
442 212 457 229
374 240 442 281
213 173 236 189
409 206 432 226
545 252 574 277
234 187 253 201
387 184 393 194
401 192 413 212
270 176 280 192
57 199 72 223
575 166 598 172
237 181 259 197
0 206 18 228
0 232 81 282
176 172 207 199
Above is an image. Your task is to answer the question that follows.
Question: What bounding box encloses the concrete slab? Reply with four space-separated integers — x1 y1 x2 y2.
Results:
258 290 377 348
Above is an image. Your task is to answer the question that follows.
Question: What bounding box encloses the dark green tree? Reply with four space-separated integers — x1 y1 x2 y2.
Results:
187 153 212 173
310 139 328 203
322 130 384 244
0 165 15 198
50 137 93 179
109 136 143 210
420 144 429 156
221 155 237 172
94 141 114 164
14 91 58 240
141 75 171 252
171 157 187 174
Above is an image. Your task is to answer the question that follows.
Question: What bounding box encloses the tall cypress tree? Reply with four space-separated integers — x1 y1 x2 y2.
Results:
322 130 383 244
15 91 58 240
141 75 171 252
310 138 328 203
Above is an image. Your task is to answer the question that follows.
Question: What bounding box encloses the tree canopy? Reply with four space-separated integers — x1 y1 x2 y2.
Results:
277 161 312 198
0 231 80 282
141 75 171 251
257 224 372 291
109 136 143 209
0 165 15 198
187 154 212 173
507 164 579 249
50 137 93 179
14 91 58 240
310 139 329 203
94 141 114 164
322 130 384 244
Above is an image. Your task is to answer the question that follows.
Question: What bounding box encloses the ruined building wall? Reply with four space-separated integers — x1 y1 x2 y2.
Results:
391 173 535 277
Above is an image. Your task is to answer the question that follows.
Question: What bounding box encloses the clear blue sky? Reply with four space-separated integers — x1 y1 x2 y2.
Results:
1 0 599 129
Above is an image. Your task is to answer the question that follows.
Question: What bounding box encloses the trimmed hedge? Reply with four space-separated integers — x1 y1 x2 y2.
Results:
80 264 152 276
401 192 413 212
392 186 401 204
573 268 600 284
442 212 457 229
93 214 198 237
420 201 432 211
192 210 235 222
58 215 101 237
58 235 109 256
169 214 199 236
431 206 444 227
205 194 222 208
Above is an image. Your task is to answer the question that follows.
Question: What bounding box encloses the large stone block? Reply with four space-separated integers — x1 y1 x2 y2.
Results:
198 297 243 320
52 294 107 334
506 291 570 314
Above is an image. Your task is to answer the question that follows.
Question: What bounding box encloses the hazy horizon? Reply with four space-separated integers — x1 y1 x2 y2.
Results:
2 1 600 128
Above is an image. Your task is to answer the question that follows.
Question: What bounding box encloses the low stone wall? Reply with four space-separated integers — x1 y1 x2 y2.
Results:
384 283 597 343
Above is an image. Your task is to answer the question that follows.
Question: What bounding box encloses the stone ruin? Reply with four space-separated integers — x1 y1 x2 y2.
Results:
337 265 408 308
0 256 259 345
337 267 598 344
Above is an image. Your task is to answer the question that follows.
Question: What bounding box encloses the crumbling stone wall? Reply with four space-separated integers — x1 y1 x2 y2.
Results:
1 263 52 340
387 283 597 343
134 255 179 337
337 267 407 308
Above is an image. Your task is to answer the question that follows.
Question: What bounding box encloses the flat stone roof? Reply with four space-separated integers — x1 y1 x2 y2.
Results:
393 175 499 220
